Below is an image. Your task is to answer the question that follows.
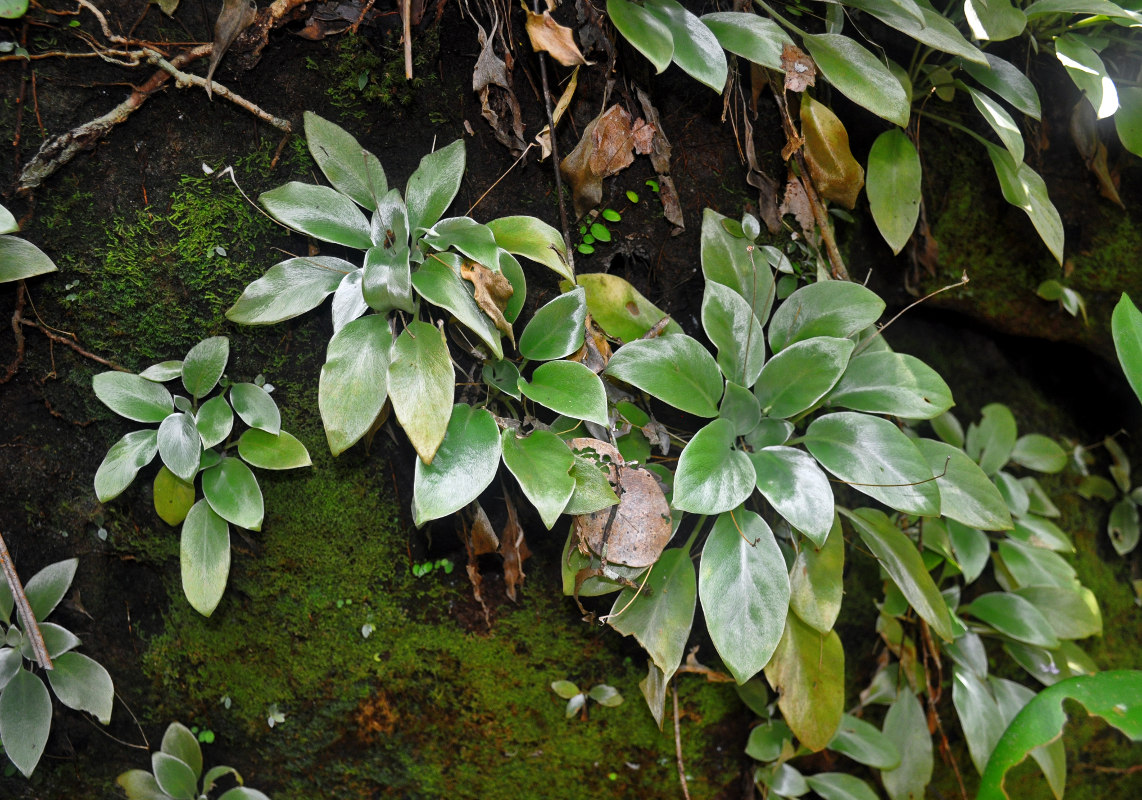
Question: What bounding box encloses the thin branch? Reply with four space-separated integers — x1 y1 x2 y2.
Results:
672 685 691 800
532 0 574 269
0 532 53 670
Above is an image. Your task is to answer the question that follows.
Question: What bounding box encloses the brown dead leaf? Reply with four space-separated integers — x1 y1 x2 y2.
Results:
571 313 612 373
800 94 864 209
779 174 815 238
536 66 579 160
635 88 684 230
781 43 816 93
631 119 656 154
473 16 526 154
562 105 656 218
500 491 531 602
465 501 500 557
1069 99 1123 208
461 260 515 346
524 7 589 66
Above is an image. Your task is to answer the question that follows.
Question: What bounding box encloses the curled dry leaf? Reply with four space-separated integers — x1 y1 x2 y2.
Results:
569 438 672 569
524 8 590 66
461 260 515 346
536 66 580 160
473 15 527 153
500 491 531 602
800 95 865 209
571 313 613 374
206 0 257 99
465 500 500 557
561 105 656 218
635 88 684 230
781 43 817 93
779 173 815 238
1069 100 1123 207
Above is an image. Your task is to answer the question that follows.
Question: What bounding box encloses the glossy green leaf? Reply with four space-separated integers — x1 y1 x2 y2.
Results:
984 143 1064 264
1013 585 1101 640
1022 477 1060 518
518 288 586 360
643 0 727 91
158 412 201 483
915 438 1012 531
964 592 1060 648
700 509 789 683
405 140 465 234
1011 434 1067 473
153 751 197 800
564 454 619 516
997 538 1076 589
0 667 52 776
745 418 793 449
805 773 881 800
47 652 114 725
500 429 575 529
371 187 409 247
997 471 1028 517
964 0 1025 41
0 236 57 283
518 361 608 427
388 321 454 463
226 256 351 324
967 88 1024 165
756 337 853 419
237 429 311 470
117 769 169 800
845 0 986 65
1109 498 1141 555
229 383 280 435
180 336 228 399
259 182 372 248
1055 35 1118 119
764 612 844 751
1115 87 1142 157
195 395 233 450
331 269 368 333
1012 515 1073 553
607 0 673 73
719 381 761 436
803 33 909 126
745 720 793 761
867 129 922 255
95 429 159 502
303 111 386 211
966 402 1017 476
0 205 15 235
139 360 184 382
412 254 503 359
160 722 203 780
829 713 901 769
605 335 723 417
961 53 1041 120
842 507 954 641
673 419 755 514
759 762 809 796
482 360 522 399
768 280 884 353
750 446 834 546
423 216 500 268
805 413 940 517
201 457 263 531
572 273 681 342
412 405 502 526
154 465 195 525
789 514 844 632
979 671 1142 800
702 281 766 387
881 689 934 800
498 250 527 324
319 314 390 456
486 216 572 283
362 244 414 314
701 209 775 327
180 499 230 617
93 372 173 423
950 669 1005 778
1112 293 1142 407
700 11 792 69
609 548 696 678
24 558 77 621
990 677 1067 797
588 684 623 707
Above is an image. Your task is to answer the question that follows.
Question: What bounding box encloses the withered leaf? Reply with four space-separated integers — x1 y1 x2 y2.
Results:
800 95 865 209
465 501 500 557
781 43 817 93
635 88 684 230
461 260 515 346
779 174 815 238
570 313 612 374
500 491 531 602
1069 100 1123 208
524 8 590 66
631 119 656 155
536 66 579 160
473 16 526 153
206 0 257 100
562 105 649 218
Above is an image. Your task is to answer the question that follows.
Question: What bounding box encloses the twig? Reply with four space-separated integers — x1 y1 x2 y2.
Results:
672 685 691 800
18 318 128 371
0 532 53 670
532 0 573 270
401 0 413 79
2 283 28 384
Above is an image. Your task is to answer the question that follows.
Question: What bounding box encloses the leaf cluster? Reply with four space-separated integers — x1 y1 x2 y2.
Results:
117 721 268 800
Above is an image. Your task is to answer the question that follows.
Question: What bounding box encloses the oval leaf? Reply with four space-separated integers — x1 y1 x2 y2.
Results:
388 320 454 463
201 457 263 531
237 429 312 470
154 465 195 526
259 182 371 248
518 360 609 427
413 404 502 526
405 140 465 235
226 256 353 325
789 514 844 632
93 372 173 423
756 336 854 418
607 0 674 73
750 446 835 545
500 429 575 529
0 667 52 776
673 419 755 514
769 280 884 353
604 335 723 418
803 33 909 126
574 272 682 342
195 395 234 450
158 412 202 483
764 612 845 751
229 383 281 435
487 216 572 283
702 280 766 387
411 254 503 360
319 314 391 455
700 11 793 70
829 713 901 769
95 429 159 502
180 499 230 617
915 438 1012 531
609 548 697 678
644 0 728 91
180 337 229 399
800 95 866 209
303 111 387 210
867 129 922 254
46 651 114 725
964 592 1061 648
828 350 953 419
519 288 587 361
0 236 57 283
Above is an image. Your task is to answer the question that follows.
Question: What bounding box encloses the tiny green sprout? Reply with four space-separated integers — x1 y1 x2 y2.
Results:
361 623 375 638
602 208 622 223
583 234 596 245
436 557 454 574
590 222 612 243
626 190 640 203
578 243 595 255
551 680 623 719
267 704 286 728
645 178 659 192
579 224 588 235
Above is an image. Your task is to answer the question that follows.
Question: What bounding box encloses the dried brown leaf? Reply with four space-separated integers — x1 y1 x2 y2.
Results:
635 88 684 230
500 491 531 602
536 66 579 160
473 17 526 153
781 43 816 93
631 119 656 155
1069 100 1123 208
461 261 515 346
588 105 638 175
779 174 815 238
465 501 500 557
524 8 589 66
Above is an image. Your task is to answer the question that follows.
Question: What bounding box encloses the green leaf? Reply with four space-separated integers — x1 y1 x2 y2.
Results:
412 404 502 526
673 419 755 514
388 321 454 463
405 140 465 235
303 111 386 211
259 182 372 249
0 236 57 283
964 0 1025 41
643 0 727 91
968 88 1024 164
1112 294 1142 408
789 514 844 632
764 612 844 752
0 205 18 234
745 719 793 761
756 336 853 418
331 269 368 332
700 11 792 69
180 499 230 617
845 0 986 65
830 351 953 419
486 216 572 283
518 288 586 360
719 381 761 436
95 429 159 502
802 33 909 126
1116 87 1142 157
152 751 198 800
412 254 503 359
362 244 414 314
701 280 766 388
1013 585 1101 640
997 538 1076 589
750 446 834 546
989 677 1067 797
605 335 723 417
195 395 233 450
915 438 1012 531
154 465 195 525
500 429 574 529
881 689 934 800
829 713 901 769
589 684 623 707
1010 434 1067 473
498 250 527 324
1010 514 1071 553
966 402 1018 476
573 273 681 342
226 256 352 324
218 788 271 800
139 360 184 382
804 413 940 517
805 773 881 800
117 770 169 800
157 412 201 483
518 361 609 427
46 652 113 725
93 372 173 423
1055 35 1118 119
768 280 884 353
964 592 1060 648
0 667 52 776
551 679 580 699
565 453 619 515
161 722 203 780
1110 498 1141 555
607 0 674 73
229 383 280 435
237 429 312 470
24 558 77 621
979 671 1142 800
319 314 391 456
961 53 1041 120
201 457 263 531
700 509 789 683
482 360 522 399
842 508 954 641
953 667 1006 775
700 209 775 328
422 216 501 268
867 129 922 255
180 336 228 399
610 548 696 678
984 143 1064 264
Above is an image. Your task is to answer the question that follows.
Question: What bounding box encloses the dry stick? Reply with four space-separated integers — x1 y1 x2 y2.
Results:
0 532 53 670
18 318 128 371
2 283 28 385
672 685 692 800
401 0 413 79
531 0 574 265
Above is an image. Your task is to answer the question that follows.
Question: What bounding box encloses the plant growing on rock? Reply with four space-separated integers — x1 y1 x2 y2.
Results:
118 721 270 800
92 336 311 616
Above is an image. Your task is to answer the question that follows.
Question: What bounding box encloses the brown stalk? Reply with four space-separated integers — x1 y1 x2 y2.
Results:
0 532 53 670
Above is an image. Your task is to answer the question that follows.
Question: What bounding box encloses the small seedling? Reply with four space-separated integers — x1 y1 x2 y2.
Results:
550 679 623 719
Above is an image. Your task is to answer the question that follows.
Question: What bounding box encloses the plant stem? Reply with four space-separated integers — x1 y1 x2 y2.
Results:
672 685 691 800
0 532 53 670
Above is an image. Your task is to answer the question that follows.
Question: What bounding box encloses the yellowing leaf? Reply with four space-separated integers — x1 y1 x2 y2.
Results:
800 95 865 209
524 7 589 66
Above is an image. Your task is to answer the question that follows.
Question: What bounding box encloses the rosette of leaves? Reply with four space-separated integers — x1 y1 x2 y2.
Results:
92 337 311 617
0 559 114 777
0 202 57 284
118 721 270 800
